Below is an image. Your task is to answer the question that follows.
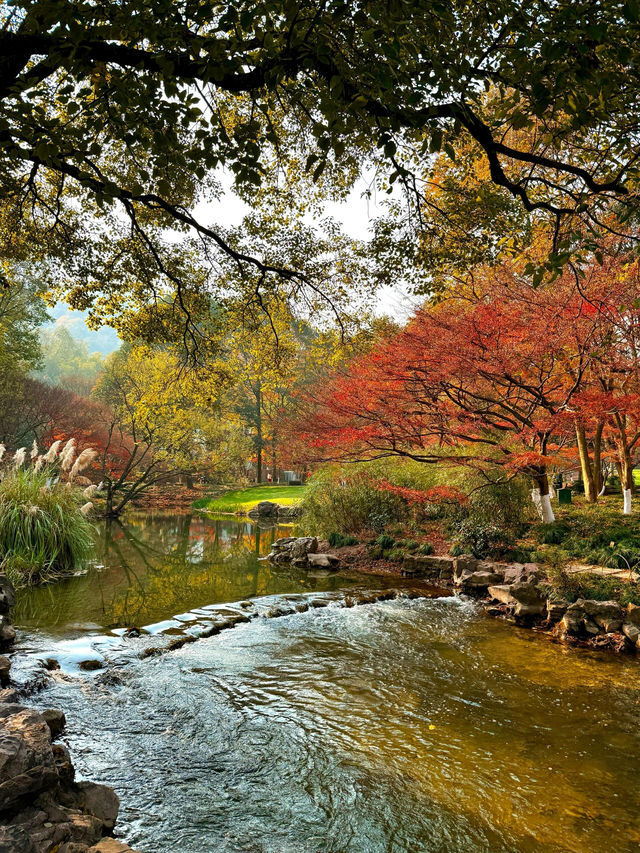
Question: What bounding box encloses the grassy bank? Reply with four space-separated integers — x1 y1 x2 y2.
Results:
194 484 309 514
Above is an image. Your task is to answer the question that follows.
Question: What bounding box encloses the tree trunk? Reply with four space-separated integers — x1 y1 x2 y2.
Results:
575 423 597 503
255 383 262 484
532 470 555 523
105 481 115 518
621 453 634 515
592 421 604 495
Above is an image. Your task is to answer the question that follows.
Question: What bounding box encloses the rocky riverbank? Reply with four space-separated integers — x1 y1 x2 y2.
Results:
0 575 138 853
401 551 640 653
266 536 640 654
0 667 139 853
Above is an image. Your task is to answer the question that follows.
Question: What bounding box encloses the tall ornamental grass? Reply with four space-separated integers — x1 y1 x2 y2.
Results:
0 439 98 587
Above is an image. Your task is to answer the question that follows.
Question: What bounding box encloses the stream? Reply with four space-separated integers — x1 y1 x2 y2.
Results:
10 513 640 852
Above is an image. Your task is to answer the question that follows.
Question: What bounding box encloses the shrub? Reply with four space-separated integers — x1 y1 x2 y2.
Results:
403 539 419 552
503 546 536 563
466 477 534 533
450 519 515 559
417 542 434 555
536 522 570 545
328 532 359 547
530 502 640 570
376 534 396 550
0 466 95 587
299 465 407 537
387 548 406 562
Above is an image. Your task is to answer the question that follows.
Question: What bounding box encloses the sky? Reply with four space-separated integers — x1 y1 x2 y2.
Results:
50 176 418 354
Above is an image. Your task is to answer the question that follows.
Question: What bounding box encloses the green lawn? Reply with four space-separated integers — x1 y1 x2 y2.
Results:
194 484 308 514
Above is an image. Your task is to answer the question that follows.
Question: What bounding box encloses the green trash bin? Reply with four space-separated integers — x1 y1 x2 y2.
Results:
558 487 572 505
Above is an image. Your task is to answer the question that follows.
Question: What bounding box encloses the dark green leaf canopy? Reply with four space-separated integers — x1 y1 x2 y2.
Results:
2 0 640 307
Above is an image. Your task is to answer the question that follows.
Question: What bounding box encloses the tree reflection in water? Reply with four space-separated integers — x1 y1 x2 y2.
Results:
13 513 362 635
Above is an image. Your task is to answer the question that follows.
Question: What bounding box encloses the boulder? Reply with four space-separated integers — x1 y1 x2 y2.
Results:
248 501 279 517
0 657 10 686
579 599 624 633
269 536 318 564
78 660 103 672
0 825 37 853
487 584 516 606
622 623 640 646
583 617 600 636
0 690 19 704
626 603 640 627
487 582 547 618
88 839 141 853
402 555 455 580
460 570 504 592
0 617 15 648
559 600 624 636
452 555 477 581
0 703 133 852
76 782 119 831
289 537 318 559
502 562 544 585
560 607 584 636
271 537 297 551
307 553 340 568
52 744 74 785
0 708 58 812
277 505 301 519
41 709 66 740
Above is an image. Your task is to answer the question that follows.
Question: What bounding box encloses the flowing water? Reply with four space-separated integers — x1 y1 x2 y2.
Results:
11 514 640 852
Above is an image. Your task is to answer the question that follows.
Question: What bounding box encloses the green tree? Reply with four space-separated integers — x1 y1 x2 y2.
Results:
3 0 640 324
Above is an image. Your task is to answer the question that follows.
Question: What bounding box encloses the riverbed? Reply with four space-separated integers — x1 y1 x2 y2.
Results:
10 514 640 852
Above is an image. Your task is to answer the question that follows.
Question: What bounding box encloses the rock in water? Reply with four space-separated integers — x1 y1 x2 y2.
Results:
248 501 280 517
41 709 66 739
460 570 504 592
289 537 318 559
0 703 136 851
307 553 340 568
87 839 142 852
487 582 547 618
578 599 624 633
0 617 15 649
76 781 120 831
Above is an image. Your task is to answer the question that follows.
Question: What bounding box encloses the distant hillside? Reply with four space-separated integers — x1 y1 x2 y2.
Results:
46 305 120 356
